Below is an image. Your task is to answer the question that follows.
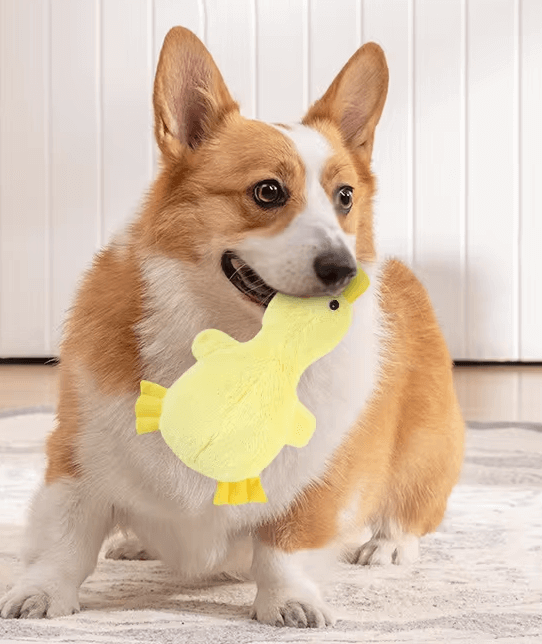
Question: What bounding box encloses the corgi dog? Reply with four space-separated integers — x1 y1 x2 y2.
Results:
0 27 464 627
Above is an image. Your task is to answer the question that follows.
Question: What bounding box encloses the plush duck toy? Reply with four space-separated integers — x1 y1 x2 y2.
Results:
135 265 370 506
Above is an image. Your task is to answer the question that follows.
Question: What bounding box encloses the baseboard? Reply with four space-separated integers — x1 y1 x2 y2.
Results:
454 361 542 367
0 357 59 365
1 357 541 367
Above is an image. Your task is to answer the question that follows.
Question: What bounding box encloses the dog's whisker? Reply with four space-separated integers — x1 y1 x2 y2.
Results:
230 262 246 279
227 262 248 282
222 251 276 305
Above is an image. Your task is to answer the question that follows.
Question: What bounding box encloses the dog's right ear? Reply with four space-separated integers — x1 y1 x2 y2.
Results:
153 27 238 161
303 42 388 163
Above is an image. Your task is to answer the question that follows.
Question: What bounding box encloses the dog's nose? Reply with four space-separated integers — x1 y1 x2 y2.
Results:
313 249 357 288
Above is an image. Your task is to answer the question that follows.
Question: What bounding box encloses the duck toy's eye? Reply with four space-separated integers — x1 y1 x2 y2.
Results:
329 300 340 311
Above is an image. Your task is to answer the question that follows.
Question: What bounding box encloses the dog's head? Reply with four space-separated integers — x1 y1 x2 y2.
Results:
140 27 388 309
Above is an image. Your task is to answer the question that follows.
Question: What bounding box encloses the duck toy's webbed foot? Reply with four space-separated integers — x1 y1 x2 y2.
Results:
214 477 268 505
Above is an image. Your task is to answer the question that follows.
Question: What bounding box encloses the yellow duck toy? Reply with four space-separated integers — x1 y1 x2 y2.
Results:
135 265 369 506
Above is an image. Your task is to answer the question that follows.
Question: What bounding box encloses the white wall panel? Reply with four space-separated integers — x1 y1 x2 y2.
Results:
521 0 542 360
0 0 541 361
256 0 305 121
414 0 464 359
363 0 411 263
50 0 100 352
205 0 256 118
466 0 516 360
102 0 153 245
153 0 202 63
308 0 360 105
0 0 49 356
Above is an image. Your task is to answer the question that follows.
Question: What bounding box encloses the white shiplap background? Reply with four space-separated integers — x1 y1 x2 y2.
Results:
0 0 541 361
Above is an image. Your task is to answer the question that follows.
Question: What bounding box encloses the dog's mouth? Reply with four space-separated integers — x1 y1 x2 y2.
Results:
221 251 277 307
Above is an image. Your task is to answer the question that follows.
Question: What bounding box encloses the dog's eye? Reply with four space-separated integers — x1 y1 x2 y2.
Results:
253 180 287 208
329 300 340 311
334 186 354 215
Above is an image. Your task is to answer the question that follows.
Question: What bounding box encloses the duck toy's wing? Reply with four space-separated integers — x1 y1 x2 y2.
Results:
191 329 239 361
287 400 317 448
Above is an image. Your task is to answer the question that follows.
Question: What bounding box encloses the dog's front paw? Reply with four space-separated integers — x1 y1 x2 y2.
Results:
0 584 79 619
250 590 335 628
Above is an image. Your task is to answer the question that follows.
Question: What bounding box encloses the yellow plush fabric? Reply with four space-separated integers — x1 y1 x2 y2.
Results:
135 266 369 505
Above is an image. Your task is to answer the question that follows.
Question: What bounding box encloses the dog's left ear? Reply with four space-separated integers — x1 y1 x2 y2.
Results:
303 43 388 160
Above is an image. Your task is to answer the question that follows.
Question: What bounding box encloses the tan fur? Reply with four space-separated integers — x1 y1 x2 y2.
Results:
45 364 81 483
46 244 144 480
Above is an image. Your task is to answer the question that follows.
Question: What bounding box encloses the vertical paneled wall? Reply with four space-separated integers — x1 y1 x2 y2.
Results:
0 0 541 360
1 1 50 355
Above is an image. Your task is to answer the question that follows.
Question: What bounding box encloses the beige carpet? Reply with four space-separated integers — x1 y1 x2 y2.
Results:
0 411 541 643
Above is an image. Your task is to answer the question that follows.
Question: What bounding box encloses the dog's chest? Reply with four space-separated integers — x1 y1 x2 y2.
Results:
124 257 380 522
259 289 379 513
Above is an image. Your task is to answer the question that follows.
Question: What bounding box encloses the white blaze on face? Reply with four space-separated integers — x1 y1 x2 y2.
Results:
236 124 356 297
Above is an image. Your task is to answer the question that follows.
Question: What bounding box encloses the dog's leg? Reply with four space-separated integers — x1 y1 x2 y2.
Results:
250 537 335 628
104 529 157 561
0 479 113 619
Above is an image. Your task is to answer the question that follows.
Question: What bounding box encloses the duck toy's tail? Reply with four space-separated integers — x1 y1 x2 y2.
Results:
135 380 167 434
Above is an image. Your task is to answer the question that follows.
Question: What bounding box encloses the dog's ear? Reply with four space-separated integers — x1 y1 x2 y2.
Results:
303 43 388 160
153 27 238 161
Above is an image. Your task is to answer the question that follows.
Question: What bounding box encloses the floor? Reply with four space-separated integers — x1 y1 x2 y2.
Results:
0 364 540 422
0 365 58 411
1 369 541 642
454 365 542 423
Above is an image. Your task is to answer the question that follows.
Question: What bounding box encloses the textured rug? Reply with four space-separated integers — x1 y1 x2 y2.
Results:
0 410 541 643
